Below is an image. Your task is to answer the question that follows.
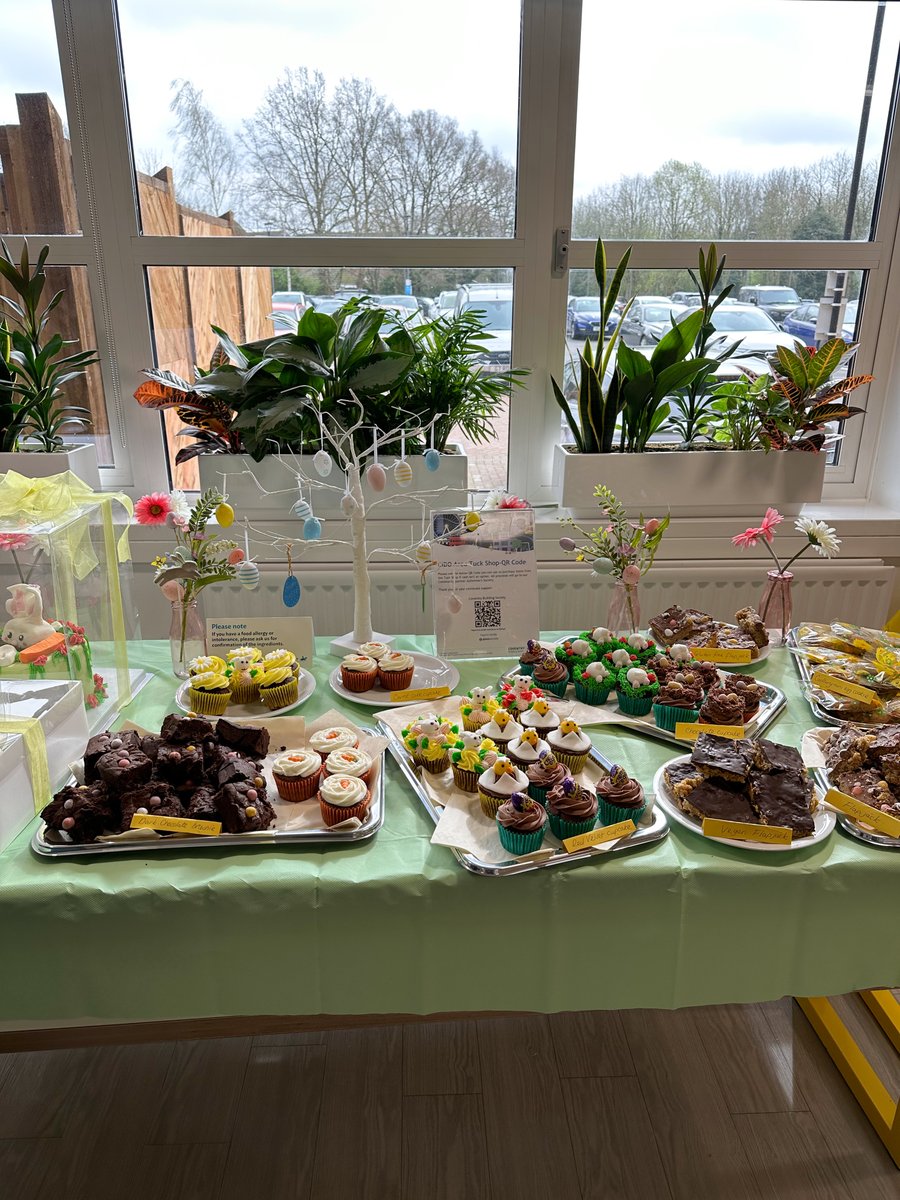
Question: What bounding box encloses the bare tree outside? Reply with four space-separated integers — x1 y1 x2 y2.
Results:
169 79 243 215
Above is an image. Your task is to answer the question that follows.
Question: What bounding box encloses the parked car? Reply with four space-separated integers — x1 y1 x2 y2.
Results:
781 299 858 347
676 302 797 373
455 283 513 367
435 289 457 316
736 285 801 326
310 297 345 315
566 296 603 339
270 290 309 315
619 299 686 345
670 291 701 306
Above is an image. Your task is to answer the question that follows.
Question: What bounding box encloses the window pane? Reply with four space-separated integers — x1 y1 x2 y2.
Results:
146 266 514 491
0 3 82 233
574 1 899 241
118 0 520 237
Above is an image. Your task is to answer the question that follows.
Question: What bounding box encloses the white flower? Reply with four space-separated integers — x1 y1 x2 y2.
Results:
482 490 504 510
169 490 192 522
795 517 841 558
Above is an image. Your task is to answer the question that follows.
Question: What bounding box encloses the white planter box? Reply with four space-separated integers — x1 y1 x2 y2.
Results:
0 679 89 851
0 443 100 490
552 443 826 517
198 448 470 521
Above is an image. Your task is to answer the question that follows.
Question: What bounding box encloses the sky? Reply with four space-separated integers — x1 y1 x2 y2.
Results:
1 0 897 206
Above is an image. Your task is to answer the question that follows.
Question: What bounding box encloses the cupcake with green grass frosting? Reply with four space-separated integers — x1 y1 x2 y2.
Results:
554 636 597 679
257 664 299 710
496 791 548 856
573 659 614 705
615 666 659 716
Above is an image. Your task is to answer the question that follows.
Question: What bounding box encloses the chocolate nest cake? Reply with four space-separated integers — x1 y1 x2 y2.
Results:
41 714 276 843
823 724 900 817
649 604 768 660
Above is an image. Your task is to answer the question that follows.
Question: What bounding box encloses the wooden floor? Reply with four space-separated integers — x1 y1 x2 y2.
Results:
2 998 900 1199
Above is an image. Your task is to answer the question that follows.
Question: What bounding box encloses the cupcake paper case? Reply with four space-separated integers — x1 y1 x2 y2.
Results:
546 719 592 773
378 651 415 690
596 765 646 826
188 669 231 716
615 667 660 716
496 791 548 855
545 775 598 840
319 773 371 826
272 750 321 801
257 665 299 711
477 756 529 818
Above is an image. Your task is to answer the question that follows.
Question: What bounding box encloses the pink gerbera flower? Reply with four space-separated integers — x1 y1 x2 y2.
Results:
135 492 172 525
732 527 762 549
0 532 31 551
758 507 784 543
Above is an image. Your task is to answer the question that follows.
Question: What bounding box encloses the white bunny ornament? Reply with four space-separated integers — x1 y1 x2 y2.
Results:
2 585 56 652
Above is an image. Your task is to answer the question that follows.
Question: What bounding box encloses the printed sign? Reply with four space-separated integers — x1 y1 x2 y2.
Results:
206 616 314 666
702 818 792 845
563 819 636 853
810 671 878 706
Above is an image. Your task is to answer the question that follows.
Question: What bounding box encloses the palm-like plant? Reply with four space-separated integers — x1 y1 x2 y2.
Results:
0 240 96 451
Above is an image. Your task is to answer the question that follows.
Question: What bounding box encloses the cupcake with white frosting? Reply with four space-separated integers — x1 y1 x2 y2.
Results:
324 747 374 785
340 653 378 693
272 749 322 801
309 726 359 760
546 719 592 774
319 773 370 826
377 651 415 690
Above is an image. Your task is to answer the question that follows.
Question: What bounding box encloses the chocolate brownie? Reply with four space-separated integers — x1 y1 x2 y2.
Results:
215 718 270 759
214 781 276 833
140 733 163 763
95 747 153 795
160 713 216 745
650 605 714 645
41 782 117 844
83 729 142 781
754 739 804 775
748 769 815 838
184 786 219 823
215 754 267 791
691 733 756 783
155 741 206 791
867 726 900 763
679 777 757 824
119 782 184 830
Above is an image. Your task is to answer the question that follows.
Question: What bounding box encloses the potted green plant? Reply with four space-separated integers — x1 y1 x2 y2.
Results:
0 241 100 487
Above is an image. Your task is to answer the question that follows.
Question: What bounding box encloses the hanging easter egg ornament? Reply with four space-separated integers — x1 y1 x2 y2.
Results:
341 491 358 516
448 594 463 614
393 429 412 487
313 448 332 478
292 497 312 520
424 448 440 472
303 516 322 541
415 540 433 564
282 545 301 608
366 427 386 492
464 511 482 532
237 523 260 589
215 501 235 528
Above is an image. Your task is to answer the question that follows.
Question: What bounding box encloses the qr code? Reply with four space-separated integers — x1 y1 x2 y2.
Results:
473 598 502 629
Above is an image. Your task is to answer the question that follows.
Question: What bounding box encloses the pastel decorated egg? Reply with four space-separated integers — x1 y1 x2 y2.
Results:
464 512 481 531
423 448 440 472
415 541 432 564
236 560 260 589
283 575 301 608
393 460 413 487
303 517 322 541
341 493 359 516
366 463 387 492
292 498 312 520
314 449 333 477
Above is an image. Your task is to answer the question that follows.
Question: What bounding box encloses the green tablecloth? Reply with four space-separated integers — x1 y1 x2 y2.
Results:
1 637 897 1025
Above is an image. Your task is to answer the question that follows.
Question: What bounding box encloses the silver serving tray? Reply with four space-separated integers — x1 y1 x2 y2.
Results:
809 763 900 851
787 626 894 727
31 725 385 857
498 669 786 749
379 720 668 877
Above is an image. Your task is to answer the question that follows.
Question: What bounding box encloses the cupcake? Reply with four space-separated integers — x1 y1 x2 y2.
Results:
518 638 545 677
309 726 359 760
496 791 548 856
257 665 299 711
652 679 703 732
645 653 679 683
573 660 614 705
378 651 415 691
450 733 497 792
188 654 226 676
319 773 371 827
324 747 374 785
545 775 598 840
263 648 299 678
532 653 569 698
587 627 620 656
690 660 721 692
402 713 456 772
546 718 592 774
526 749 571 804
519 697 561 735
272 750 322 801
604 646 639 673
477 756 529 818
623 632 657 663
340 653 378 693
499 674 543 717
555 636 596 679
187 668 232 716
506 727 551 769
721 674 766 721
358 641 389 661
479 709 522 752
596 765 646 826
460 687 498 732
698 688 745 727
615 667 659 717
226 648 263 705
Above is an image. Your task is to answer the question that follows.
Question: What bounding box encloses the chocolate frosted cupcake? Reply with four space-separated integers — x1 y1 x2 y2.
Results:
690 660 721 692
506 727 551 769
526 749 571 804
652 679 703 732
496 791 548 855
698 689 745 727
518 638 545 677
545 775 598 839
546 719 592 774
532 653 569 698
721 674 767 720
596 765 646 826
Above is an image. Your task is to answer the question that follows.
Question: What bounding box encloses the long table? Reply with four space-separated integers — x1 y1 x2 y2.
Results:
1 637 898 1026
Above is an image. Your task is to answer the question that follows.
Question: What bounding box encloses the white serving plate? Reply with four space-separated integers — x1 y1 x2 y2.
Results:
176 669 316 718
653 756 834 852
329 652 460 707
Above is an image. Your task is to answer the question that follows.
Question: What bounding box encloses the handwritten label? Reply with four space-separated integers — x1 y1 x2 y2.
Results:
563 819 636 853
702 817 793 845
675 722 745 741
810 671 878 706
824 788 900 838
130 813 222 837
390 685 451 703
689 646 752 664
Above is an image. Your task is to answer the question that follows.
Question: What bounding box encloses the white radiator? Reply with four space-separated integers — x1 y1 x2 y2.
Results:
135 559 894 638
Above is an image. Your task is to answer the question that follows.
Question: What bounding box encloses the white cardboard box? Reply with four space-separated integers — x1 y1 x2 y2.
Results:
0 680 89 851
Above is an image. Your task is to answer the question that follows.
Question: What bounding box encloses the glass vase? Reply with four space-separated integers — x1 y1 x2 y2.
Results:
607 579 641 635
169 598 206 678
758 569 794 645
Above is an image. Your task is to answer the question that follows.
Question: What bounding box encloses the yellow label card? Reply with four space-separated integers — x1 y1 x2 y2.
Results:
853 638 874 652
810 671 878 706
130 813 222 837
824 788 900 838
702 818 793 845
389 685 451 703
675 722 745 741
690 646 752 664
563 819 636 853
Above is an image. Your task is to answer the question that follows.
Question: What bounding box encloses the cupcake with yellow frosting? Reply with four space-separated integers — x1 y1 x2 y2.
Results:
257 664 299 710
450 732 497 792
188 668 232 715
402 712 456 773
188 654 226 677
225 647 263 704
263 647 299 678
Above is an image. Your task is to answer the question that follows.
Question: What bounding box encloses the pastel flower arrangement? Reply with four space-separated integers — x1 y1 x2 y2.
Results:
559 485 670 582
732 506 841 566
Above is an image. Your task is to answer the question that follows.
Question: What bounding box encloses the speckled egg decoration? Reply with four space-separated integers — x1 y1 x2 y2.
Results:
313 449 333 477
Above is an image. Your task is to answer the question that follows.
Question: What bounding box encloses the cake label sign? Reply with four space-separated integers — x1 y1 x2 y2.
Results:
390 685 451 703
689 646 752 664
702 817 792 845
563 819 636 853
675 722 745 741
825 788 900 838
130 813 222 837
810 671 878 706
